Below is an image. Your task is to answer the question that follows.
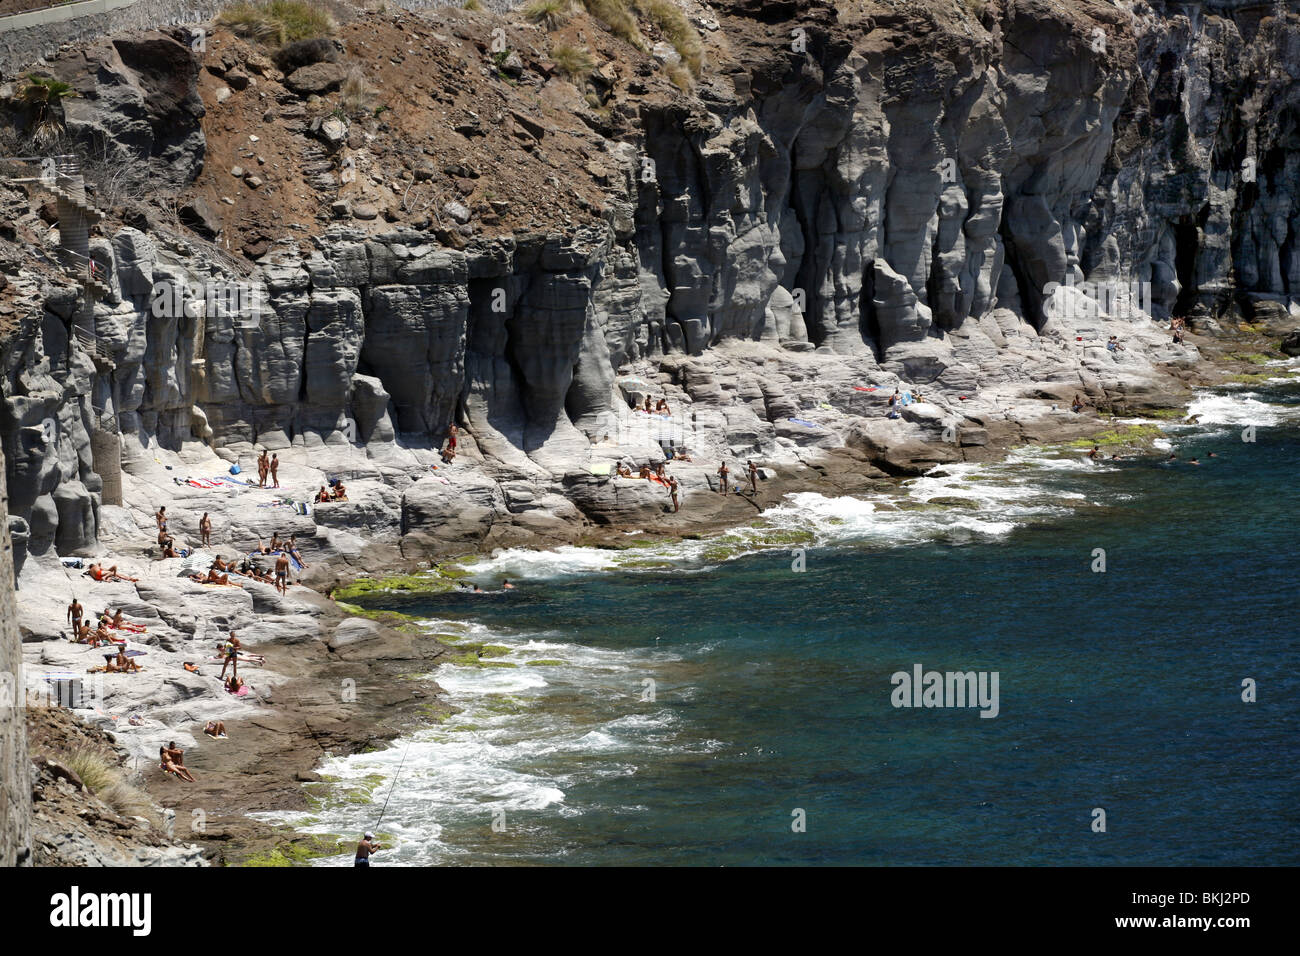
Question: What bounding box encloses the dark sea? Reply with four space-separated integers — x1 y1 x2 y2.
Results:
267 371 1300 865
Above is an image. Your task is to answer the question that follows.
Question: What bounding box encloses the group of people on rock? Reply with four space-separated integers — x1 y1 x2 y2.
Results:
65 597 146 672
257 449 280 489
638 396 671 416
715 460 760 497
616 459 682 512
315 480 348 503
441 423 458 464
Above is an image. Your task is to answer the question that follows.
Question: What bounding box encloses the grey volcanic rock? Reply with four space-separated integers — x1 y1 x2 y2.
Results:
286 62 348 96
1 0 1294 567
54 32 206 188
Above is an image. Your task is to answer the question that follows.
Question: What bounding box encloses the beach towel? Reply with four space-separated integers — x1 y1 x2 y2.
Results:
590 462 612 475
177 551 214 575
788 418 823 428
271 550 305 573
853 386 879 392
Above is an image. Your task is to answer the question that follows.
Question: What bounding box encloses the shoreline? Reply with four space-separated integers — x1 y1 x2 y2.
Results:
18 328 1291 866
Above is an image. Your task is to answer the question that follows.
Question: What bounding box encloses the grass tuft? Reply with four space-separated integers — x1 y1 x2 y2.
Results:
522 0 573 29
636 0 703 75
218 1 335 46
552 43 596 80
66 749 116 794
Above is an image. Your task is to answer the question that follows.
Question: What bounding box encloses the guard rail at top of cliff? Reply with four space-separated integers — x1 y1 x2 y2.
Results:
0 0 226 77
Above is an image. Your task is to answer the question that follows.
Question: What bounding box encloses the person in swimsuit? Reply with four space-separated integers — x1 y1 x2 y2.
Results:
1087 445 1100 460
155 507 168 533
203 720 227 738
67 597 82 628
200 512 212 547
274 553 290 595
668 476 680 513
717 462 729 496
257 450 269 488
220 634 242 681
355 832 381 867
270 453 280 488
747 460 759 494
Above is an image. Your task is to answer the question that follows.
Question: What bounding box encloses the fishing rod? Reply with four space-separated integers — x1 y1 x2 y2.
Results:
373 738 414 832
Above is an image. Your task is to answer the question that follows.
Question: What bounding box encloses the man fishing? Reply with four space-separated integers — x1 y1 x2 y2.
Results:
355 832 381 867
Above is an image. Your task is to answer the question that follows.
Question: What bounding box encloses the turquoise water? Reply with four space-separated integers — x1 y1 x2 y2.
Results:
277 373 1300 866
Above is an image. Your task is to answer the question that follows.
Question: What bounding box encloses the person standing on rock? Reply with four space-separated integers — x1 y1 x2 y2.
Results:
220 633 242 681
717 462 730 496
67 596 82 629
747 460 759 495
355 832 381 867
200 512 212 548
447 423 458 455
274 553 290 595
155 506 168 534
257 450 269 488
668 476 680 513
270 453 280 488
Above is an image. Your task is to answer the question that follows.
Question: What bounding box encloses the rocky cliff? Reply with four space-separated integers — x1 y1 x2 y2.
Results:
0 451 31 866
0 0 1297 569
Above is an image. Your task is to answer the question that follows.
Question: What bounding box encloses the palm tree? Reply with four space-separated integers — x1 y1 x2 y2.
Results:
18 75 78 147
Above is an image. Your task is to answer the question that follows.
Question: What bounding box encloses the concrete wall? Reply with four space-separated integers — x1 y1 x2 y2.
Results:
0 450 31 866
0 0 226 78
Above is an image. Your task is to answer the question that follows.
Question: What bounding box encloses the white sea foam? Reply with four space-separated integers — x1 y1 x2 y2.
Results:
1186 392 1294 427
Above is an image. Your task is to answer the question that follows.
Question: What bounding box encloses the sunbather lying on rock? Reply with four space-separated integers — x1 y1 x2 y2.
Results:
86 563 138 583
204 720 228 738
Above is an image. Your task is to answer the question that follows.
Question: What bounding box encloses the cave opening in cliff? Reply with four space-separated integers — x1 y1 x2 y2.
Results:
861 260 881 361
1173 215 1201 316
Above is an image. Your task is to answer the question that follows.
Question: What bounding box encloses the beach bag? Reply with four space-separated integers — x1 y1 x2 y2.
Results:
229 461 242 475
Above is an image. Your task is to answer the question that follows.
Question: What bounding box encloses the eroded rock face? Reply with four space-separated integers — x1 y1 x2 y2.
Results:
3 1 1298 556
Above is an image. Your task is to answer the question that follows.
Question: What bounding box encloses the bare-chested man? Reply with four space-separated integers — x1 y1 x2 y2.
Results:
199 512 212 547
274 553 290 595
257 449 269 488
747 460 759 495
717 462 730 496
355 832 381 867
67 596 82 628
270 453 280 489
